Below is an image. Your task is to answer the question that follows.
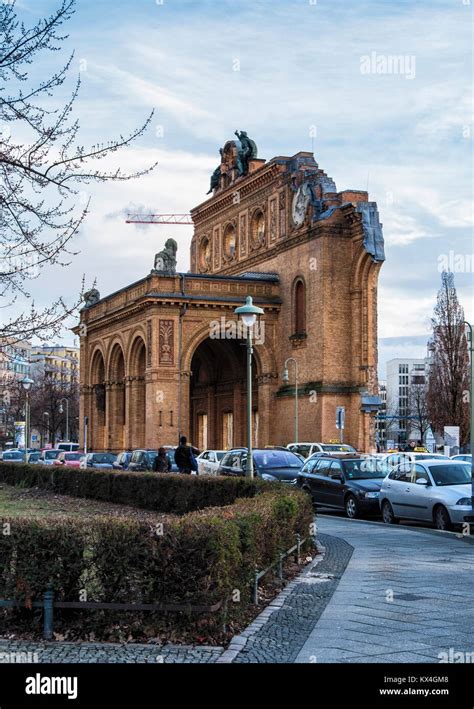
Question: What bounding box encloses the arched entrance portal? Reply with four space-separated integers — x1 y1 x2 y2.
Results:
107 343 125 451
90 350 106 451
190 337 259 451
128 337 146 450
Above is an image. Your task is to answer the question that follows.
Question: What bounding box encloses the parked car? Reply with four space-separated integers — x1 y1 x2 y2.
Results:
379 459 473 531
53 451 84 468
218 448 303 483
113 451 133 470
297 454 386 518
1 450 26 463
451 454 472 463
196 449 226 475
382 451 449 470
128 449 158 472
26 451 41 464
38 449 61 465
287 442 357 459
56 442 80 452
80 452 117 469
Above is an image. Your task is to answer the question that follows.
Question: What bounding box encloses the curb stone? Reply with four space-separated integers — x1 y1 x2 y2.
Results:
216 540 326 664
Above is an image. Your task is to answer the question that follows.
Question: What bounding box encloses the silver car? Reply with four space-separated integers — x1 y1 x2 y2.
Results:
379 459 473 531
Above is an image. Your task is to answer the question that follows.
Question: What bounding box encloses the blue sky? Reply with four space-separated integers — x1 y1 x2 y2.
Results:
12 0 473 376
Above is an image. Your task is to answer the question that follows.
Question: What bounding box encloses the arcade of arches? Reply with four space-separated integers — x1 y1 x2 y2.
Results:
77 138 385 453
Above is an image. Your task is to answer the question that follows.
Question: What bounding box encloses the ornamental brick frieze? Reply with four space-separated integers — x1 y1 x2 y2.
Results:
159 319 175 366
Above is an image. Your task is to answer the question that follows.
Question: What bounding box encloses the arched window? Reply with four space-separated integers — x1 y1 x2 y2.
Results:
293 279 306 335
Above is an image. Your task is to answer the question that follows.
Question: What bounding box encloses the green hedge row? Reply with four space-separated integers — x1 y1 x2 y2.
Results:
0 462 269 514
0 487 314 638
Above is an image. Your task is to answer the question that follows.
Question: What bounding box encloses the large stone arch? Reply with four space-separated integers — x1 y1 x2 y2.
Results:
182 317 276 378
127 335 147 449
107 342 126 452
89 347 106 451
184 315 277 450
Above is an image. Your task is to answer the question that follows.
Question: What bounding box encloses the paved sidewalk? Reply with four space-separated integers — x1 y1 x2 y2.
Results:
1 516 472 663
295 517 474 663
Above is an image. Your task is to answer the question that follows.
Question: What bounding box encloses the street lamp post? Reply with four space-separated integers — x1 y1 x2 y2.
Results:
464 321 474 510
58 398 70 442
21 377 34 451
235 296 264 479
282 358 299 444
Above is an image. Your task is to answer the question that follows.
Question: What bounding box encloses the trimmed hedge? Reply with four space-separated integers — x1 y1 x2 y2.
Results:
0 463 269 514
0 487 314 639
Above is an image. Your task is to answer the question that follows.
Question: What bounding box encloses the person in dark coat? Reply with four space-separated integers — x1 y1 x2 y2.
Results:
174 436 199 474
153 447 171 473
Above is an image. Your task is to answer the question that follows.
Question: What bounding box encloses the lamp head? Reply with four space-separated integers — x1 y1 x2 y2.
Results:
282 368 289 384
234 295 264 331
21 377 34 392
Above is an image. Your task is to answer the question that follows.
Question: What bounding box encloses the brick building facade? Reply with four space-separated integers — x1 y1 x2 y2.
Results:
76 133 385 453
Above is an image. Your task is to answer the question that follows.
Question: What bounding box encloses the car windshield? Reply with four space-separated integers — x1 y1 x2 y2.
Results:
65 453 82 461
44 450 60 460
294 445 312 457
92 453 116 463
342 459 385 480
254 451 301 468
322 444 356 453
429 464 471 486
4 452 23 460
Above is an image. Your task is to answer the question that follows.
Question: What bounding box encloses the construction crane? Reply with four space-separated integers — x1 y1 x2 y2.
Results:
126 213 192 225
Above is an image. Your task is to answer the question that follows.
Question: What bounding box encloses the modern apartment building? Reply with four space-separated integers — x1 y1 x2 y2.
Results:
385 357 429 446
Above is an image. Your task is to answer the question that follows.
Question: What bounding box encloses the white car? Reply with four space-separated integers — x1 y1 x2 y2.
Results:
287 442 357 459
379 459 473 531
382 451 449 470
197 450 226 475
451 454 472 463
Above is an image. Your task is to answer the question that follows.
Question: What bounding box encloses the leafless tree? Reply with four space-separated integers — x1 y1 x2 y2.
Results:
409 379 431 443
29 370 79 444
427 272 470 446
0 0 156 350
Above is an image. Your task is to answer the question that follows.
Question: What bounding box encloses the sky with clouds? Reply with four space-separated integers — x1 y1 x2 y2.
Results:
8 0 473 377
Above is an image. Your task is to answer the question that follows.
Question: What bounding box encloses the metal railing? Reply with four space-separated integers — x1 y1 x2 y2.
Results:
0 533 309 638
253 533 306 605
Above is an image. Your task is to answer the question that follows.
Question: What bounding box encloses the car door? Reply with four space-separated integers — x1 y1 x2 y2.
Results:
309 458 333 505
198 451 208 474
384 464 411 517
389 463 419 519
325 461 345 509
404 464 433 521
220 451 243 476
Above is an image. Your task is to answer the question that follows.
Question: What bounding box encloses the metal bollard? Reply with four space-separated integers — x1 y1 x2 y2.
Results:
278 553 284 584
296 533 301 565
43 584 54 640
253 568 259 605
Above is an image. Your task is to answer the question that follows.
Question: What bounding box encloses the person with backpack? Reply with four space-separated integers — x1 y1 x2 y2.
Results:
174 436 199 474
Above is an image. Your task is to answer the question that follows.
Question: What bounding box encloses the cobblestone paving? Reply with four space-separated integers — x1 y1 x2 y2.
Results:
232 532 353 663
0 640 222 663
295 517 474 664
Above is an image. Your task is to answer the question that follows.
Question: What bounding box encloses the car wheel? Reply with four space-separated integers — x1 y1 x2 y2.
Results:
382 500 398 524
434 505 452 531
345 495 359 519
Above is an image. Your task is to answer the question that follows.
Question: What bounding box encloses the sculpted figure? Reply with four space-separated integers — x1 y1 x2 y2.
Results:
83 288 100 308
153 238 178 274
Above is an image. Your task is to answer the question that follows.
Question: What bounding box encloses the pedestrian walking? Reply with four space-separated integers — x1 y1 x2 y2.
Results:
174 436 199 474
153 447 171 473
